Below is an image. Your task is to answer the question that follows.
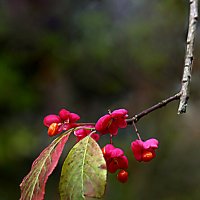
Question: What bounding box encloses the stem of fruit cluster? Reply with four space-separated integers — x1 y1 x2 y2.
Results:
110 134 113 144
132 121 141 140
76 123 96 126
126 92 181 125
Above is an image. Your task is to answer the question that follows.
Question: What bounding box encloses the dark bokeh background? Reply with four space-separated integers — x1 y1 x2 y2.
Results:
0 0 200 199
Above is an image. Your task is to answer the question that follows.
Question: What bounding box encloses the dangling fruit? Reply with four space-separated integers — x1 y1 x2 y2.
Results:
117 170 128 183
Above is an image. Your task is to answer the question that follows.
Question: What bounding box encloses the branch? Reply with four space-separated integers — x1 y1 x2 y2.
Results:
127 1 198 123
127 92 181 125
178 0 198 114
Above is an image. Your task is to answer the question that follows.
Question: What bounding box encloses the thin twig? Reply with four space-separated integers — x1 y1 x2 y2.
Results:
127 92 181 124
110 134 113 144
132 121 141 140
178 0 198 114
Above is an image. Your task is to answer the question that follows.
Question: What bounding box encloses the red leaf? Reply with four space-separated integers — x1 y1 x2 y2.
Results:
20 131 72 200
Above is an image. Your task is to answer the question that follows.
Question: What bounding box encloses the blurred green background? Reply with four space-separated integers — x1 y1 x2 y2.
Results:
0 0 200 199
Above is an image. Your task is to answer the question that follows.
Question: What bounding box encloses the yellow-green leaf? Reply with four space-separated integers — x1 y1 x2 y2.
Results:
59 136 107 200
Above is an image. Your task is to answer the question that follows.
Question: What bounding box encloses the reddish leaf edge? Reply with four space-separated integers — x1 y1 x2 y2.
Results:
20 129 74 200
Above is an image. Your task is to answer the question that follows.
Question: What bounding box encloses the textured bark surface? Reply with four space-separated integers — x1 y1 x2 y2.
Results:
178 0 198 114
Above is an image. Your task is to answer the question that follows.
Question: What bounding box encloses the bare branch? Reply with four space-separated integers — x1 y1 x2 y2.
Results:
178 0 198 114
127 92 181 124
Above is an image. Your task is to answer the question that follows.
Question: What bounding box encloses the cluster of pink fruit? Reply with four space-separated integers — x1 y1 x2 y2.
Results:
43 108 159 183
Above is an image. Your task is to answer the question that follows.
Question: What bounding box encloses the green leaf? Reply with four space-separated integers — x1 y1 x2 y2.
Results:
59 136 107 200
20 130 73 200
